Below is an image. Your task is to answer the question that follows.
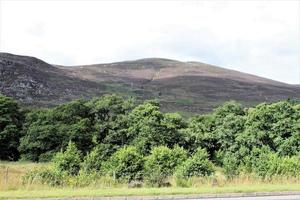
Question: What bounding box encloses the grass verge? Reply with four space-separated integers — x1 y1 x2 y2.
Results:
1 162 300 199
1 184 300 199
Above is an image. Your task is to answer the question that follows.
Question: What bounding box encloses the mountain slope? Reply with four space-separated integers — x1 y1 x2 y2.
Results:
60 58 300 113
0 53 105 106
1 53 299 113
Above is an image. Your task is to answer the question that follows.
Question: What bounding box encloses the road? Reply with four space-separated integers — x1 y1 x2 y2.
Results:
39 195 300 200
22 193 300 200
187 195 300 199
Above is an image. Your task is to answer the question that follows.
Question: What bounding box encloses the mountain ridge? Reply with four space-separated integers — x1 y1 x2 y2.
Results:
1 52 299 114
60 58 290 86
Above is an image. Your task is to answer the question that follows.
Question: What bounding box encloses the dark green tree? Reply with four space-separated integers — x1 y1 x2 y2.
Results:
0 94 24 160
87 95 134 151
128 101 185 154
19 99 93 161
239 101 299 156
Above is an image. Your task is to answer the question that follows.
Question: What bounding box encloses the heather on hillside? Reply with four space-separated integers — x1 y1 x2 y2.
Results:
2 53 300 115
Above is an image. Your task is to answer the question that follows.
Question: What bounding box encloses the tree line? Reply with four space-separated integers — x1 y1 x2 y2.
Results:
1 94 300 185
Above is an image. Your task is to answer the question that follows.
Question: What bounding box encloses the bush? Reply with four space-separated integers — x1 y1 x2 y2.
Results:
144 146 187 186
175 148 214 179
52 141 82 176
252 152 300 178
102 146 144 182
81 146 104 174
222 152 240 178
80 144 116 174
277 156 300 176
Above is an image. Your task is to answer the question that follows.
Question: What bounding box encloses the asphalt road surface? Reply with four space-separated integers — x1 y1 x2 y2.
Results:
187 195 300 200
27 194 300 200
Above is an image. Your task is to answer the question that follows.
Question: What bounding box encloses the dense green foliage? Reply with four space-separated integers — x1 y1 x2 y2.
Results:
52 141 82 176
81 145 105 174
144 146 187 186
175 148 214 178
0 95 24 160
102 146 144 181
128 101 185 154
1 93 300 186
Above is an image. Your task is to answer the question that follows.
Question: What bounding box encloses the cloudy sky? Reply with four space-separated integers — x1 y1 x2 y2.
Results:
0 0 299 84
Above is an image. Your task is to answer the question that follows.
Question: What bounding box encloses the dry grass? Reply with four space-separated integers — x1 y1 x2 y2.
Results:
0 161 48 191
0 161 300 199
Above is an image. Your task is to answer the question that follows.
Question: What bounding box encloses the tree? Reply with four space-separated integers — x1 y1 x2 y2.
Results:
19 99 93 161
0 94 24 160
181 114 217 156
87 95 134 153
182 101 245 162
86 94 134 122
128 101 185 154
239 101 299 156
212 102 246 162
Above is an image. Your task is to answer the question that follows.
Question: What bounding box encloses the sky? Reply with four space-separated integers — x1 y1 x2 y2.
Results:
0 0 299 84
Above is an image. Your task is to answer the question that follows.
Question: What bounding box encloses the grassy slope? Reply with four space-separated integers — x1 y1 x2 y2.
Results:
1 162 300 199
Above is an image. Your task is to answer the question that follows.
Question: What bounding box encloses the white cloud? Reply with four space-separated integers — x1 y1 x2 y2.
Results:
0 0 299 83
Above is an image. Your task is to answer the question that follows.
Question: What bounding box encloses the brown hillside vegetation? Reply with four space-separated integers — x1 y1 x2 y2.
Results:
1 53 299 114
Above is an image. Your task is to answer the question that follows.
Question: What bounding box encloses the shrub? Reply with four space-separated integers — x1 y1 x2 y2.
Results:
102 146 144 182
222 152 240 178
66 171 101 187
277 156 300 176
81 144 117 174
81 145 108 174
175 148 214 179
252 152 300 178
144 146 187 186
52 141 82 176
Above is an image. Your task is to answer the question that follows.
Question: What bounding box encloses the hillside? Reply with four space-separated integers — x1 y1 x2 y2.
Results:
1 53 300 113
0 53 105 107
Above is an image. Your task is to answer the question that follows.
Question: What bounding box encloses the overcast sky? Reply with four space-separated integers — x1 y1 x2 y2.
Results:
0 0 299 84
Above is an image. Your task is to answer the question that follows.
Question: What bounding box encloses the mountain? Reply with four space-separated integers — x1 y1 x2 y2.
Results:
0 53 105 106
1 53 299 114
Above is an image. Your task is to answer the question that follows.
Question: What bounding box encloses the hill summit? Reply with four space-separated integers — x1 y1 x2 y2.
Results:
1 52 299 113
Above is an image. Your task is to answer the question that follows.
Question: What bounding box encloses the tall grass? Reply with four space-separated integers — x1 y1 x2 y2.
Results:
0 161 48 191
1 161 300 193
